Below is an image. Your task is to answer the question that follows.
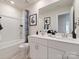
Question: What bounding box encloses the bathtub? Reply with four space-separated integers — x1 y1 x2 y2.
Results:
0 40 29 59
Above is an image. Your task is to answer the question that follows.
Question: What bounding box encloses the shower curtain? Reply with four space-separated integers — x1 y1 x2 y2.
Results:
25 10 29 42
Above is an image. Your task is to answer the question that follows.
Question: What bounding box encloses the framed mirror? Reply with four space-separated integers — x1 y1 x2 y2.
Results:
39 0 76 38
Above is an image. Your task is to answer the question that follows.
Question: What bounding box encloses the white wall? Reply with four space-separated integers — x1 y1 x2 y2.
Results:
0 2 23 44
0 3 22 19
74 0 79 30
74 0 79 38
74 0 79 20
26 0 59 35
0 2 25 59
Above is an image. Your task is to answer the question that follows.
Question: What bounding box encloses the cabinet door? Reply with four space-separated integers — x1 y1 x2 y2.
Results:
68 54 79 59
39 44 47 59
30 43 47 59
48 48 64 59
30 43 37 59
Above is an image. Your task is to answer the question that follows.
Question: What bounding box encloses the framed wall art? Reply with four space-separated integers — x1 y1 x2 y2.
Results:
44 17 51 25
44 17 51 30
29 14 37 26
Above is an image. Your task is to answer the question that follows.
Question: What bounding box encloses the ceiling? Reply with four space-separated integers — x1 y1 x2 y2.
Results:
0 0 40 10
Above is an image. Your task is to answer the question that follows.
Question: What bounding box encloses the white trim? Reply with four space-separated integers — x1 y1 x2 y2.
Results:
0 14 21 20
56 11 70 16
0 40 24 50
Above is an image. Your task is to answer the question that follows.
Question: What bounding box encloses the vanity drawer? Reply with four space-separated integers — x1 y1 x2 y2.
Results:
36 38 48 46
28 37 37 43
48 39 79 52
28 37 48 46
68 54 79 59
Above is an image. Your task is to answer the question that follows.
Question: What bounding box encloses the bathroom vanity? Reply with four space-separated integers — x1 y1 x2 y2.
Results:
28 35 79 59
28 0 79 59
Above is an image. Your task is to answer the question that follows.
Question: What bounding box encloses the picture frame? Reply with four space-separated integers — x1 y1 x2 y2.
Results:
29 14 37 26
44 17 51 25
44 17 51 30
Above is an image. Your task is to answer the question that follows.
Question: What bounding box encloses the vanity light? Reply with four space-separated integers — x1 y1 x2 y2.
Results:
10 1 15 4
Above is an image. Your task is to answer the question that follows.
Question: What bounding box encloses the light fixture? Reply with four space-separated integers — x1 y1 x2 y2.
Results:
10 1 15 4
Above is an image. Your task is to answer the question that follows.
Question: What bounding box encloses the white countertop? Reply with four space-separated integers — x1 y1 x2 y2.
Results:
29 35 79 45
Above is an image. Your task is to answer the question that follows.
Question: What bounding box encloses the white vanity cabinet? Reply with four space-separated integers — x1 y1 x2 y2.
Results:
48 48 64 59
67 54 79 59
48 39 65 59
29 37 47 59
28 35 79 59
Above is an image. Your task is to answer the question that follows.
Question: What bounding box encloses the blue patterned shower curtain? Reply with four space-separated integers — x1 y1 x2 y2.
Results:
25 10 29 42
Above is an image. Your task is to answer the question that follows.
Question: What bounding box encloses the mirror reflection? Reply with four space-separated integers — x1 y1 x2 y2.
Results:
39 0 74 34
58 12 72 33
